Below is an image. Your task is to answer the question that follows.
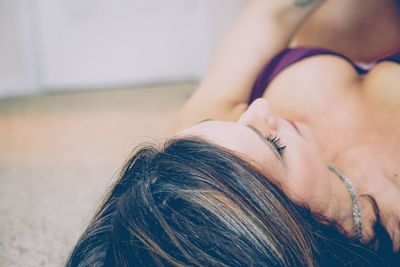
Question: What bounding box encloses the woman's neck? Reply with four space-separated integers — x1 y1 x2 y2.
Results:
321 131 400 249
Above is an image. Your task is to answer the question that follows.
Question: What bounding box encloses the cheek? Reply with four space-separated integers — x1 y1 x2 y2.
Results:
246 146 275 170
285 127 323 176
285 142 320 200
234 141 284 175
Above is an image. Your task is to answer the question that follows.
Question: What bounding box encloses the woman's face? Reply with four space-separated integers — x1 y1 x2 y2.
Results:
177 98 333 207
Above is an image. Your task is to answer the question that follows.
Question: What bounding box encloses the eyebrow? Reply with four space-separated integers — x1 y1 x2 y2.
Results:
197 118 213 124
245 125 282 161
197 119 282 161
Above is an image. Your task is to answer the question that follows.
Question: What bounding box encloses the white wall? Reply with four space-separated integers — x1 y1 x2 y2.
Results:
195 0 245 77
0 0 245 97
0 0 39 98
36 0 204 90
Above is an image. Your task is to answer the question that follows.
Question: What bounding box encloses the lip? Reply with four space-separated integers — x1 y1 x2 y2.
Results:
285 119 300 134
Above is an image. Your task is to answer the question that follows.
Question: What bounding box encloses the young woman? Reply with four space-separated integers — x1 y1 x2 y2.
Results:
67 0 400 266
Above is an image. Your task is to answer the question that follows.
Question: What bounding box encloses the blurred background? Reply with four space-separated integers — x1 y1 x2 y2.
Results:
0 0 244 266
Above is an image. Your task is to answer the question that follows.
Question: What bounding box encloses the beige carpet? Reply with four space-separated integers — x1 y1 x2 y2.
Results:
0 83 196 267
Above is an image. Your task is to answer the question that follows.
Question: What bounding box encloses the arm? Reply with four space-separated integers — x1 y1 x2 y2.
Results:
173 0 325 133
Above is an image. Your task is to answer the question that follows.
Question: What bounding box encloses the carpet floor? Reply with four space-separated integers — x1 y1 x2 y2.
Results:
0 83 195 267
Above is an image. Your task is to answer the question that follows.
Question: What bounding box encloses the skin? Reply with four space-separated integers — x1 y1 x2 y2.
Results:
177 98 358 240
262 0 400 250
292 0 400 61
173 0 400 252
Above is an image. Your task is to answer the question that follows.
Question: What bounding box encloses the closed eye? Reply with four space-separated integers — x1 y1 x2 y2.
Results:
245 125 285 160
265 133 286 156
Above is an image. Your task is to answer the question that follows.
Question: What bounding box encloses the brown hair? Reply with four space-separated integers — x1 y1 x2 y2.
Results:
66 137 391 266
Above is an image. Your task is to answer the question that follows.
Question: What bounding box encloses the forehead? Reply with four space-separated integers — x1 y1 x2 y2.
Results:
176 121 278 170
177 121 287 182
177 121 290 185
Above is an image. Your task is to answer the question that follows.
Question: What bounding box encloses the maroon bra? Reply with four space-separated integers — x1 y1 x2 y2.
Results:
249 46 400 104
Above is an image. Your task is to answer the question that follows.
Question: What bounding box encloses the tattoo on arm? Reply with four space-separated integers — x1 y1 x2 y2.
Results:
295 0 317 7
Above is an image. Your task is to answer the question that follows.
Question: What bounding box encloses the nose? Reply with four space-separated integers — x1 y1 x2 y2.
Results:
238 98 278 132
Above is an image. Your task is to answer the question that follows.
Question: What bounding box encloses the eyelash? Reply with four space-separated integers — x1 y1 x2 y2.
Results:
266 133 286 156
